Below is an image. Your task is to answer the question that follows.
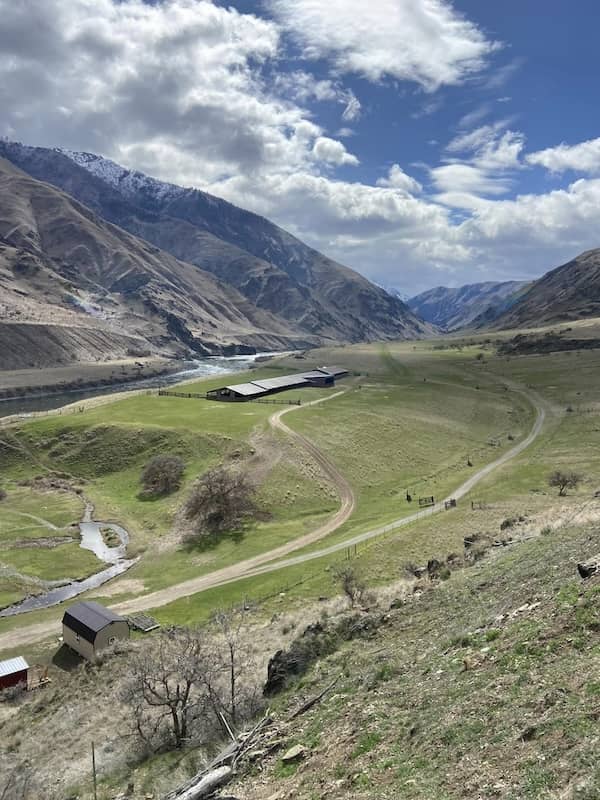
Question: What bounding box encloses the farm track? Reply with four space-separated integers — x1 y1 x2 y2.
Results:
0 382 547 653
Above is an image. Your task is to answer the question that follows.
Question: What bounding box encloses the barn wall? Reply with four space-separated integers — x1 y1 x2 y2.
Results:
63 624 96 661
95 620 129 654
0 670 27 690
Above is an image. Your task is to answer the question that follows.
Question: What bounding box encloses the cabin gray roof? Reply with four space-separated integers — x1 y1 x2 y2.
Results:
63 601 125 643
225 383 266 397
0 656 28 677
252 375 309 390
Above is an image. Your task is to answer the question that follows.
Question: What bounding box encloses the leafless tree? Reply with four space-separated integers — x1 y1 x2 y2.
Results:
548 470 583 496
333 564 366 608
208 606 261 728
140 454 184 497
184 466 258 541
120 628 217 750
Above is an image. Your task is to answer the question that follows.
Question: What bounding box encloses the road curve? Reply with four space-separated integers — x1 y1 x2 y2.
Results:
0 383 545 652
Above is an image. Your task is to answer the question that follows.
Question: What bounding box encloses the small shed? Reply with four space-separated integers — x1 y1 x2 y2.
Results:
62 601 129 661
0 656 29 691
318 366 349 378
302 370 335 387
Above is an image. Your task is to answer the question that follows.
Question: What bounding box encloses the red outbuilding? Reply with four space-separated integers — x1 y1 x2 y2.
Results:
0 656 29 690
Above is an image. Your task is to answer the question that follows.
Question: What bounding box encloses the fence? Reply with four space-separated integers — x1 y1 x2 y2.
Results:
158 389 301 406
418 496 435 508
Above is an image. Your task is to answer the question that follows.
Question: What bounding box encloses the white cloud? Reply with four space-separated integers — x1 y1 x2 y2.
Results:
376 164 422 194
268 0 498 90
312 136 359 166
527 137 600 175
274 71 361 120
0 0 360 188
431 163 511 196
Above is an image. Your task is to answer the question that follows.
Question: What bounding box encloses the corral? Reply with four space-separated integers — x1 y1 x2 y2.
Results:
206 366 346 402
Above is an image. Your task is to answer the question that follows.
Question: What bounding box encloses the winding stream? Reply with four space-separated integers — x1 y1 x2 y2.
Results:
0 504 137 617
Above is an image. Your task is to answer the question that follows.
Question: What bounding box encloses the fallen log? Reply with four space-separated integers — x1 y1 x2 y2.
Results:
287 675 341 721
165 766 232 800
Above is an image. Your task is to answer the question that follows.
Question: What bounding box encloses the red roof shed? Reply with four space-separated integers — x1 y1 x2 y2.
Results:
0 656 29 690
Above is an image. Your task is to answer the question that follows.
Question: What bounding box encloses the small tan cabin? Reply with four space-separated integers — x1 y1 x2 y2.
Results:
62 601 129 661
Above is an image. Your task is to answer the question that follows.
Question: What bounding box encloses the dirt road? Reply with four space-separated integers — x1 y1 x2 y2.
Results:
0 384 546 653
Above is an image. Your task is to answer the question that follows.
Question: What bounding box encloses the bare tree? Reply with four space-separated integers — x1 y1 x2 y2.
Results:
208 606 261 728
184 467 258 541
140 455 184 497
548 470 583 496
120 628 217 750
333 564 366 608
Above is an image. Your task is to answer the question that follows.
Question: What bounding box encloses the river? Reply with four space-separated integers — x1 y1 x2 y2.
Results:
0 352 285 419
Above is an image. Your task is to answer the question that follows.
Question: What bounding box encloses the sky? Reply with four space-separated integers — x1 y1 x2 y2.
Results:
2 0 600 295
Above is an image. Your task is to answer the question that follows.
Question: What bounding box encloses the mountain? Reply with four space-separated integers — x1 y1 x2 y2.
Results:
0 140 429 352
408 280 529 331
0 156 312 369
493 248 600 329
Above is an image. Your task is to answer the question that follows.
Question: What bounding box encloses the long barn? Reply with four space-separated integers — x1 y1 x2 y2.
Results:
207 366 347 402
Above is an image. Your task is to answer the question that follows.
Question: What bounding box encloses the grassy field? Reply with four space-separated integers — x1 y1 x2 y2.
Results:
1 325 598 631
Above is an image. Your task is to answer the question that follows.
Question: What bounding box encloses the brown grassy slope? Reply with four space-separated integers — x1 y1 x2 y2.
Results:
495 248 600 329
0 157 312 368
231 522 600 800
0 141 433 343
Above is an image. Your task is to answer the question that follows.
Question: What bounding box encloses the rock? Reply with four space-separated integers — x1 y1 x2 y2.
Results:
281 744 307 763
389 597 404 609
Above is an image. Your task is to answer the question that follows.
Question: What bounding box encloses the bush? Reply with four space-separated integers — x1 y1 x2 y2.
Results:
140 454 184 497
0 487 6 501
548 470 583 496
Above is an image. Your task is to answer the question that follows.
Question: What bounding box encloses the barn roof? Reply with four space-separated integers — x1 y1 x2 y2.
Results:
301 370 333 379
63 601 125 643
225 382 266 397
0 656 29 677
252 375 308 390
318 365 348 377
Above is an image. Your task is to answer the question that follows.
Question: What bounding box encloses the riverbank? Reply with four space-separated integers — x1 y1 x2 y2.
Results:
0 357 180 400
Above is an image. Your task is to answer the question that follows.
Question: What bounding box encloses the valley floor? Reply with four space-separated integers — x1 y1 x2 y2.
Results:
1 320 600 798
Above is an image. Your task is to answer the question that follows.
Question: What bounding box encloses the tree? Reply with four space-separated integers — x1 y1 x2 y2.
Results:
209 606 260 727
333 564 366 608
548 470 583 496
120 628 216 750
184 467 257 541
140 454 184 497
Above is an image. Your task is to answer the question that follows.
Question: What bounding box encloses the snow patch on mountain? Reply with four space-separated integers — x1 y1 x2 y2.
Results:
59 148 187 204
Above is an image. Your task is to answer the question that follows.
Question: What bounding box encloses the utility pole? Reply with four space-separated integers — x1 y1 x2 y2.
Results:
91 741 98 800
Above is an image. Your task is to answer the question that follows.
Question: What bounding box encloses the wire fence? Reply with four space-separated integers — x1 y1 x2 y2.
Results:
158 389 301 406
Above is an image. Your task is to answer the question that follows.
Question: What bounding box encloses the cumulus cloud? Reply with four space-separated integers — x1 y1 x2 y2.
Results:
274 71 361 120
527 137 600 174
268 0 498 90
312 136 359 166
376 164 422 194
0 0 360 187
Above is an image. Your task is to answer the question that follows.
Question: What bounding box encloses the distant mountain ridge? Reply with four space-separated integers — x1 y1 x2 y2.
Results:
492 248 600 329
0 140 429 353
408 280 529 331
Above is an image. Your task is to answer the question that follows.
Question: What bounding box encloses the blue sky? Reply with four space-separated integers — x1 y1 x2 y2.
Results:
2 0 600 294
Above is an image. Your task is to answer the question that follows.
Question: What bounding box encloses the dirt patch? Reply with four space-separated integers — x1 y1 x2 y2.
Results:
5 536 76 550
93 578 146 598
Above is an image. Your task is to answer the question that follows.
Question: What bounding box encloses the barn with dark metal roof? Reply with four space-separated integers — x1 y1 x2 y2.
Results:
206 366 348 402
62 601 129 661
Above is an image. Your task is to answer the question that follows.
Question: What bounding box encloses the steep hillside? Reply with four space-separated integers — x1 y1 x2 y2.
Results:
494 248 600 329
0 157 309 368
409 280 528 330
0 141 429 344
